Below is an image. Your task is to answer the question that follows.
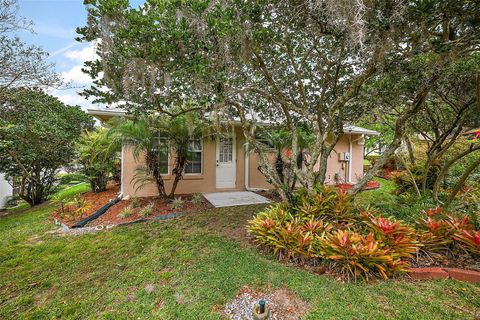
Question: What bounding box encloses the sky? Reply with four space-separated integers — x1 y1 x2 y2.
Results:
16 0 143 111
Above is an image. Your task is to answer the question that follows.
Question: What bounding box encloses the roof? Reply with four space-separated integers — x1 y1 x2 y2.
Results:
343 125 380 136
87 108 380 136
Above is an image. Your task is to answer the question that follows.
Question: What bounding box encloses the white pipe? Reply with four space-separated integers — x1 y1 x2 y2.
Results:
244 144 250 190
120 145 124 196
348 134 353 183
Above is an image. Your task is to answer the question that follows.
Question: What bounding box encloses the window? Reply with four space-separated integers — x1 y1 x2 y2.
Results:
152 137 169 174
185 138 202 174
218 137 233 163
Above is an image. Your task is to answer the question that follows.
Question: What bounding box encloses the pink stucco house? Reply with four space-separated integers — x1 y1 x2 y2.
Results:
88 108 379 197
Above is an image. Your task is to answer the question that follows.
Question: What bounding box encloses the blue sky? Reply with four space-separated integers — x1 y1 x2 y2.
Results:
16 0 143 110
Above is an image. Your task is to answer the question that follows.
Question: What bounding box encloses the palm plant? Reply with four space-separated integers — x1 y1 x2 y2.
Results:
259 126 313 199
76 128 120 192
108 113 206 199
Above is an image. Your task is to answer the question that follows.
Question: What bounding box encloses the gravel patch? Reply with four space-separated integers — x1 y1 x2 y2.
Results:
223 287 309 320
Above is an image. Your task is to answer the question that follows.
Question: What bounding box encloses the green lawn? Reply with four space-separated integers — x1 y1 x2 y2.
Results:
355 177 398 210
50 182 91 200
0 189 479 319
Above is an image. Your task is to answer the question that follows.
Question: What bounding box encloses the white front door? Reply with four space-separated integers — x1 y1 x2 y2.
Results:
216 135 236 189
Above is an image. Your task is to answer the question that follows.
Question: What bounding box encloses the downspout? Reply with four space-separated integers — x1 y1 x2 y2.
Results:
119 145 124 199
245 145 250 190
348 134 353 183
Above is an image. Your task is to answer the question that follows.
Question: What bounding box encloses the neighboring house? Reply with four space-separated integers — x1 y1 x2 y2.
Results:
88 109 379 197
0 173 13 209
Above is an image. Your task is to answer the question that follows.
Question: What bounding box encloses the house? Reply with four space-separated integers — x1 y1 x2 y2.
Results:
0 173 12 209
88 108 379 197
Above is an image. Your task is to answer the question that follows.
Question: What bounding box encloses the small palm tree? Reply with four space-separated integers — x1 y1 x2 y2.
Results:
76 128 120 192
108 113 207 199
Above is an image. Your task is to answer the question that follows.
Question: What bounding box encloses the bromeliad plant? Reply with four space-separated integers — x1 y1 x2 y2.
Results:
249 189 480 281
416 207 478 256
248 187 419 281
321 230 408 281
364 214 420 259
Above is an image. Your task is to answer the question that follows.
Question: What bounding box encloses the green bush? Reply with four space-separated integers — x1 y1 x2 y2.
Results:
249 185 480 282
140 202 155 217
392 164 440 194
248 187 422 281
118 205 134 219
58 172 87 185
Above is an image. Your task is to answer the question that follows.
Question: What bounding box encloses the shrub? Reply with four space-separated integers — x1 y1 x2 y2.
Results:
191 193 203 204
416 207 477 255
454 230 480 255
321 230 408 281
249 186 480 281
58 172 87 185
131 197 140 208
392 164 439 194
364 214 420 259
248 188 418 280
293 186 355 221
170 197 184 210
140 202 155 217
66 196 91 218
118 205 134 219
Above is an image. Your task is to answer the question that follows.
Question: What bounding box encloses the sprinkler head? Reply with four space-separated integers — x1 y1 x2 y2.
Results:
259 300 266 314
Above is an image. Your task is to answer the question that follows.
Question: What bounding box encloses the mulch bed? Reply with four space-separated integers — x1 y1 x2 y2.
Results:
337 180 381 192
87 194 212 227
51 184 120 227
409 252 480 272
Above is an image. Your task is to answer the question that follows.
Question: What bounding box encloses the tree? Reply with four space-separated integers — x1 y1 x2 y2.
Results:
350 0 480 194
108 113 207 199
0 89 94 206
0 0 60 96
76 128 121 193
79 0 480 201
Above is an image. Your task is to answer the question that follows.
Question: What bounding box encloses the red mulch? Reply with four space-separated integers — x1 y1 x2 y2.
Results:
88 194 212 227
336 180 380 192
51 184 120 227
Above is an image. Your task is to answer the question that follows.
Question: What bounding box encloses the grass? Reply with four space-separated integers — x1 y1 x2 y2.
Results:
0 187 479 319
51 182 90 201
355 177 397 210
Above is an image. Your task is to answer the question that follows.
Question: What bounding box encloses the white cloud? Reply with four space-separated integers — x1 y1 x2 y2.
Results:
64 45 97 63
61 65 92 85
50 89 94 111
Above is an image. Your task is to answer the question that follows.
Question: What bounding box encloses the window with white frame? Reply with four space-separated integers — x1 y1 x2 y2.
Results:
185 138 202 174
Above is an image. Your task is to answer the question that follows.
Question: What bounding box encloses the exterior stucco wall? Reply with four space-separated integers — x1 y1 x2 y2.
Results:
248 152 275 190
121 130 366 197
323 134 364 184
121 126 246 197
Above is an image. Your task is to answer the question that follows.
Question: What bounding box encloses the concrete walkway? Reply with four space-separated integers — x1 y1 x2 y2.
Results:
203 191 270 208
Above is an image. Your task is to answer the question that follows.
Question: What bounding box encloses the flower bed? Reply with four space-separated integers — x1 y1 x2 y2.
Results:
51 186 212 228
247 187 480 282
51 184 120 227
88 194 212 227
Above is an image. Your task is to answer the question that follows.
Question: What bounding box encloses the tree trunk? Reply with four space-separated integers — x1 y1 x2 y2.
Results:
169 155 187 198
403 136 416 165
350 70 439 195
432 145 480 202
446 157 480 205
145 151 167 198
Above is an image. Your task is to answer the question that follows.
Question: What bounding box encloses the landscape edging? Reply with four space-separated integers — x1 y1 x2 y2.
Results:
409 267 480 283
